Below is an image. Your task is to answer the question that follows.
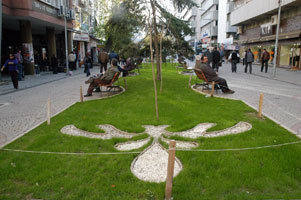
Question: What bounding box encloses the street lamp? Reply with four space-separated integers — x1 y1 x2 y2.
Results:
0 0 2 81
272 0 282 78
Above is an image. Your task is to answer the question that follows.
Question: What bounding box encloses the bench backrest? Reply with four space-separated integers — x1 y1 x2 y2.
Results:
194 69 209 83
110 72 121 84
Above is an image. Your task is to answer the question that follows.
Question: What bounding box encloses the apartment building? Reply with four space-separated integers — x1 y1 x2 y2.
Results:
2 0 73 74
231 0 301 67
72 0 100 63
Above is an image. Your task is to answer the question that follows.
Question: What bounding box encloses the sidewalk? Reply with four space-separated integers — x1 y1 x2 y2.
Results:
185 59 301 86
0 66 99 96
0 66 101 147
186 59 301 137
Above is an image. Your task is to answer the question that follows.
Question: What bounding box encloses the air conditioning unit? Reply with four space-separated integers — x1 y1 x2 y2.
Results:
237 26 243 34
271 15 278 25
75 7 80 13
66 10 75 20
58 6 65 17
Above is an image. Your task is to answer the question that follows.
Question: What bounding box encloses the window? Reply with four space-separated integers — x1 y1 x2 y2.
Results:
40 0 59 8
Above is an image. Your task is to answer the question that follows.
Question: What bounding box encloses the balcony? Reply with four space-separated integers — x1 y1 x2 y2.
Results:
231 0 300 26
200 11 218 27
227 1 234 14
192 7 198 16
201 0 219 12
190 20 196 28
226 22 237 33
211 26 218 36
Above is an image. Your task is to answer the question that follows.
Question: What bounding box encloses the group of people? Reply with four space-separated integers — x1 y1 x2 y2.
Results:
83 49 137 97
229 48 271 74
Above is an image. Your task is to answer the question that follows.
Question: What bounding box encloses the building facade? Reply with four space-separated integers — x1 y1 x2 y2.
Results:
72 0 100 64
2 0 73 74
231 0 301 68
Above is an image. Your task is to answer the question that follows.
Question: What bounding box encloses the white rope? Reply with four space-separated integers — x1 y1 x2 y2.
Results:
177 141 301 152
0 148 141 155
1 141 300 155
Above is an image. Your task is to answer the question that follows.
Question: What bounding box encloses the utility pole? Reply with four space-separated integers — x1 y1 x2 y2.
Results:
64 0 70 75
0 0 2 81
272 0 282 78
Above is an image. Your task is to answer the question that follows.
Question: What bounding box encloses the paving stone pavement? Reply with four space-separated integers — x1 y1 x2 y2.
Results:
186 59 301 137
0 67 102 147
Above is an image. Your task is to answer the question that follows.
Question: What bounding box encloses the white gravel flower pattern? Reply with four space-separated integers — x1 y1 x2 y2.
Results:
61 122 252 182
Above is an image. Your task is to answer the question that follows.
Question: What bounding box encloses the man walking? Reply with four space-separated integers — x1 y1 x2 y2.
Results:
212 47 221 72
261 49 270 73
15 49 24 81
99 49 109 73
68 51 76 71
229 51 240 73
245 49 254 74
203 48 212 66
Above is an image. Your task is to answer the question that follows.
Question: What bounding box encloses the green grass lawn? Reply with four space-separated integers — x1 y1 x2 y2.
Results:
1 63 301 200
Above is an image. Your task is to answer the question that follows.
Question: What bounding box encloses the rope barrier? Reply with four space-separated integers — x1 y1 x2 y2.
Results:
1 140 301 155
177 141 301 152
0 148 141 155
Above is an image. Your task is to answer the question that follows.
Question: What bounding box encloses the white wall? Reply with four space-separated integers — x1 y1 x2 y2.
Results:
218 0 227 44
231 0 296 25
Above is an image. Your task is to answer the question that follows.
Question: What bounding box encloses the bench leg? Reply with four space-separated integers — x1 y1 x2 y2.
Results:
210 81 215 97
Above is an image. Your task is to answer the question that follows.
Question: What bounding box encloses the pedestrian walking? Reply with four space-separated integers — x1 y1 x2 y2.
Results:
229 51 240 73
98 48 109 73
68 51 76 71
15 49 24 81
212 47 221 72
1 54 19 89
51 55 58 74
84 52 92 77
109 50 119 63
261 49 270 73
245 49 254 74
203 48 212 66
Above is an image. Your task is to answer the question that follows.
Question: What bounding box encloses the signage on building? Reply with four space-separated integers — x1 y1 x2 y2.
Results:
260 24 275 36
73 33 90 42
32 0 58 17
202 37 211 44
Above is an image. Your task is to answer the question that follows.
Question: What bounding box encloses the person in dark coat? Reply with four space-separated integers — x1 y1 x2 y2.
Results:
212 47 221 72
195 55 234 94
98 49 109 73
109 50 119 63
203 48 212 66
51 55 58 74
245 49 254 74
1 54 19 89
261 49 270 73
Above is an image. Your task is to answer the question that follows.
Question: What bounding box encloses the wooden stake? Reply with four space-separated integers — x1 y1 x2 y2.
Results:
47 98 51 125
257 93 264 118
165 140 176 200
123 77 128 90
80 86 83 103
188 74 193 88
210 82 215 97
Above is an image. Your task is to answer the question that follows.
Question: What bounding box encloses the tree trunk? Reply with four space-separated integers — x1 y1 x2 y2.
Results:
160 34 163 93
150 0 161 81
149 23 159 120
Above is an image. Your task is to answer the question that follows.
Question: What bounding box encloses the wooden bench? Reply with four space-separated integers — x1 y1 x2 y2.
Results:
98 72 122 92
194 69 221 95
